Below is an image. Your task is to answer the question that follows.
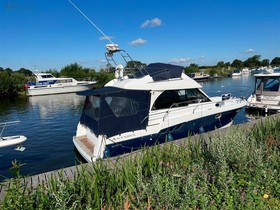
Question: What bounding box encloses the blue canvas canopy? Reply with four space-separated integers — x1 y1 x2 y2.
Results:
135 62 183 81
79 87 151 137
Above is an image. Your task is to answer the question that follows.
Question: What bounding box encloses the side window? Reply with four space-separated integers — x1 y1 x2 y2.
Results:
105 97 139 117
263 78 279 91
152 90 180 110
152 89 210 110
256 78 262 90
84 96 100 120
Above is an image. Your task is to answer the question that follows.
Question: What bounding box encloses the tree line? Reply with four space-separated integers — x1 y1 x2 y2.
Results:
184 55 280 75
1 55 279 97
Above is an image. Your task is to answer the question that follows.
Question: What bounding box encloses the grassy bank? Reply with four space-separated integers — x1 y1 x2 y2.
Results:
1 116 280 209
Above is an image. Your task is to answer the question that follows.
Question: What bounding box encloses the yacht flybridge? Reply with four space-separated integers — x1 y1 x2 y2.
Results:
73 44 247 162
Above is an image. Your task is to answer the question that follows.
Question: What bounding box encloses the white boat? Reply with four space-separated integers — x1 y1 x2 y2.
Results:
0 121 27 150
246 72 280 114
73 44 247 162
187 72 210 81
25 72 96 96
231 69 242 77
242 68 251 74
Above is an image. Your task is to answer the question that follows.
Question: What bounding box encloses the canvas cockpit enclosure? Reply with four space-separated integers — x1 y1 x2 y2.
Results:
78 87 151 137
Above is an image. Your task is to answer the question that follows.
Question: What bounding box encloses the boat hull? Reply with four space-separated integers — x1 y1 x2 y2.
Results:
0 135 27 148
74 108 241 162
104 108 240 158
27 84 95 96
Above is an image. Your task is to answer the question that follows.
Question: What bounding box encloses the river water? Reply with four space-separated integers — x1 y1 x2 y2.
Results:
0 75 255 181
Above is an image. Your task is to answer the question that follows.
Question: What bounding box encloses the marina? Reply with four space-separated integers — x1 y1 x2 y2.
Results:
0 73 256 181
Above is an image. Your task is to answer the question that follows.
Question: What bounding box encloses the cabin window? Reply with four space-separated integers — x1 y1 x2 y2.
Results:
83 96 100 120
263 78 279 92
41 75 55 79
152 88 210 110
105 97 139 117
256 78 262 91
57 79 72 83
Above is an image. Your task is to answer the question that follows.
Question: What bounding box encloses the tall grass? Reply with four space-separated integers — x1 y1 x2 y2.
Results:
1 116 280 209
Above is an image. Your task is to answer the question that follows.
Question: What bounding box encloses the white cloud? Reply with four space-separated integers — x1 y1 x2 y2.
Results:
244 48 255 53
199 56 206 60
130 38 147 46
98 59 107 63
141 18 162 28
170 57 193 64
99 35 114 41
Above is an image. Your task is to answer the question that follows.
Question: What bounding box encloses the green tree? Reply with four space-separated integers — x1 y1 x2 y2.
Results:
95 70 114 88
46 69 60 77
260 59 270 67
125 60 147 74
0 70 27 97
209 68 218 76
243 55 261 68
126 60 146 69
184 63 200 74
231 59 243 69
270 57 280 66
16 68 33 77
60 63 96 79
225 62 231 68
60 63 84 78
216 61 225 69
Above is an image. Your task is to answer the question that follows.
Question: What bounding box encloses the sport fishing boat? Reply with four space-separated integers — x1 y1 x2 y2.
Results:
25 72 96 96
73 44 247 162
246 72 280 114
0 121 27 151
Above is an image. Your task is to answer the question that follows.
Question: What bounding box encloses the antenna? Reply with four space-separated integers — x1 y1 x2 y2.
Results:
67 0 114 44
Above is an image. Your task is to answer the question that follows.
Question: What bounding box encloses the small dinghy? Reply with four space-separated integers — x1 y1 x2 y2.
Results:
0 121 27 151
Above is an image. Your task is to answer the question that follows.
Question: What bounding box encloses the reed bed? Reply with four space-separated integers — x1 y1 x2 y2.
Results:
1 116 280 209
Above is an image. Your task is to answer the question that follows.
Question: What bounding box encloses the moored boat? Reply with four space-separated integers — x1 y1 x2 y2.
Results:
187 72 210 81
25 72 96 96
246 72 280 114
0 121 27 150
231 69 242 77
73 44 247 162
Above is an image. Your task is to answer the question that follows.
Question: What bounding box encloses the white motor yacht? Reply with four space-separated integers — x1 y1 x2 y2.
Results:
26 73 96 96
73 44 247 162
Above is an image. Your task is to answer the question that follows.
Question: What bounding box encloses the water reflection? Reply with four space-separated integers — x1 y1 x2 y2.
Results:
0 93 86 181
0 97 29 117
29 94 85 119
201 76 253 99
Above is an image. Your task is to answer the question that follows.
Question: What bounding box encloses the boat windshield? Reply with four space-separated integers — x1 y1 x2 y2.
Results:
152 88 210 110
40 74 55 79
256 77 280 92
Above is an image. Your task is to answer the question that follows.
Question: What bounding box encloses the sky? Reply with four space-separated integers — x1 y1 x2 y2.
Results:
0 0 280 71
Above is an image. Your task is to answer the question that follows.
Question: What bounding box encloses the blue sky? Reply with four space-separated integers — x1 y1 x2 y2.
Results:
1 0 280 71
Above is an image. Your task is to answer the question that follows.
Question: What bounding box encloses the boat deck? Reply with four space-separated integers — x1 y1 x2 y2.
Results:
76 135 95 156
